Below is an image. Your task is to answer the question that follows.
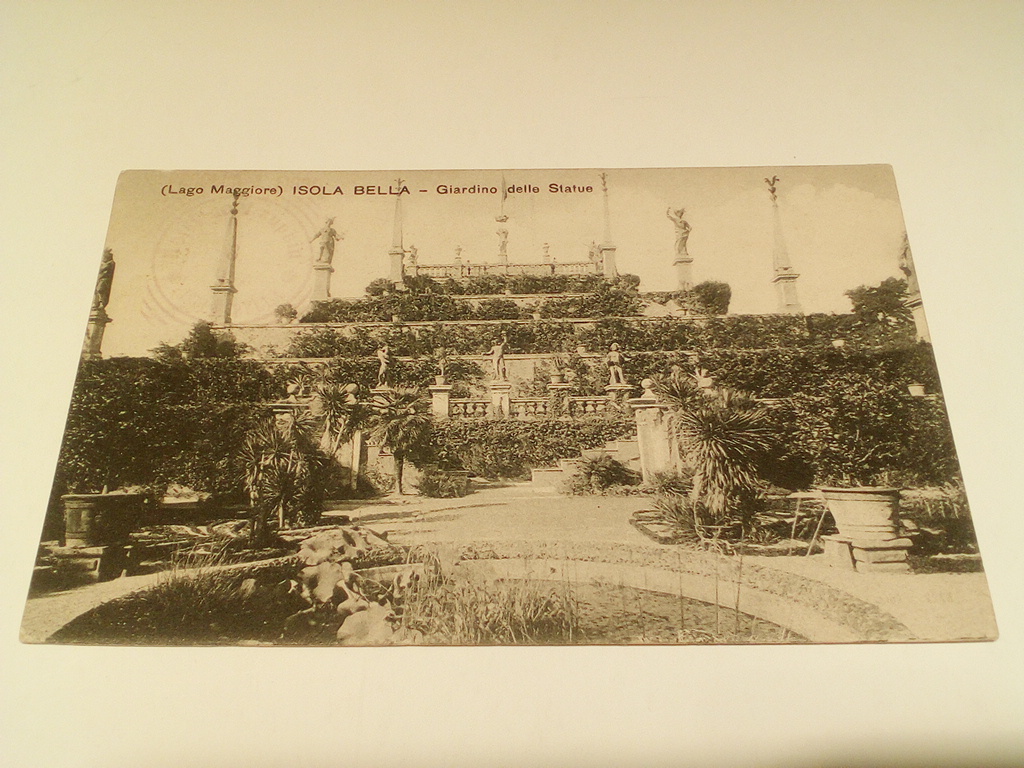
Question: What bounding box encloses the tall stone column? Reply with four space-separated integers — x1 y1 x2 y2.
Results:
599 172 618 278
210 192 241 324
627 379 675 484
389 178 407 289
766 176 803 315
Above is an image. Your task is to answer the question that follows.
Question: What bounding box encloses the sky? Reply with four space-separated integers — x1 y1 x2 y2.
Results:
101 165 908 356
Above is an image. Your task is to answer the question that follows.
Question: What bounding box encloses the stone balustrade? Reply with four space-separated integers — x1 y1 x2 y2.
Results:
412 260 599 279
568 396 613 416
449 399 490 419
510 398 551 419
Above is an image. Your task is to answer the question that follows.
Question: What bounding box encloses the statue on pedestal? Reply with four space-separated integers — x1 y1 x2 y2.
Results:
496 228 509 259
588 241 601 266
606 343 626 385
311 218 343 265
666 207 691 259
376 345 392 388
92 249 115 311
897 233 920 297
489 335 508 381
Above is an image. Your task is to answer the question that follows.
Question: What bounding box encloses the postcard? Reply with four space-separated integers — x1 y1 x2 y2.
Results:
20 166 997 646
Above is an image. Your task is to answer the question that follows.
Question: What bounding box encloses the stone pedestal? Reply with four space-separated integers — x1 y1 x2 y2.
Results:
628 387 674 484
210 282 237 324
600 243 618 278
547 382 572 416
773 273 802 315
488 381 513 419
822 534 913 574
674 255 694 292
81 307 110 361
389 247 405 287
605 383 634 406
312 262 334 300
47 544 133 583
429 383 453 419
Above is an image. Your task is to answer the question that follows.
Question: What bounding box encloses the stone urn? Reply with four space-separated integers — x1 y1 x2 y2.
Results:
818 486 901 542
61 492 144 548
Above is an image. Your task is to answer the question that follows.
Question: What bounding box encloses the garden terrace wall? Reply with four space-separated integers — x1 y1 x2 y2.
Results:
219 314 857 359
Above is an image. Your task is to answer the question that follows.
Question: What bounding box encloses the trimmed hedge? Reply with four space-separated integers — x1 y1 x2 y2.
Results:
432 417 636 479
54 358 289 499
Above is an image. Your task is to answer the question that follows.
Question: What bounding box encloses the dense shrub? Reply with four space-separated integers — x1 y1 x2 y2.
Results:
433 418 635 479
54 358 292 503
564 455 642 495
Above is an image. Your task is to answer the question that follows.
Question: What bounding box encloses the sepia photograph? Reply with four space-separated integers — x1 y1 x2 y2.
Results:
21 166 997 647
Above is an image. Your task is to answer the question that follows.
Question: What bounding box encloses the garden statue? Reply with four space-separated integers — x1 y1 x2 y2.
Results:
588 241 601 265
311 218 343 264
405 244 419 269
92 248 115 310
666 207 691 257
606 343 627 385
897 233 920 296
497 227 509 258
489 335 508 381
376 345 392 388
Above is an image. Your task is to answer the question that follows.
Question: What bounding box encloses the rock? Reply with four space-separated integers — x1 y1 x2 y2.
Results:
336 602 397 645
238 578 257 598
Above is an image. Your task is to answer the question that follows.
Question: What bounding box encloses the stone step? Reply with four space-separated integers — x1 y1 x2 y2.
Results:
530 467 566 492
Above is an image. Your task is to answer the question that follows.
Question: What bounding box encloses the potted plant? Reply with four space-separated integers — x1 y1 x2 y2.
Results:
432 347 450 385
548 354 569 385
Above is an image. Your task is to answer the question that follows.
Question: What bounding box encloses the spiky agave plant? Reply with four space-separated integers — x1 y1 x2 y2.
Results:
238 410 325 544
313 378 369 457
368 387 433 495
674 388 774 535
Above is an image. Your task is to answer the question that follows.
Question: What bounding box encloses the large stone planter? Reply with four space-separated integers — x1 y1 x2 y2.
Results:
818 486 911 573
61 492 143 548
819 486 900 541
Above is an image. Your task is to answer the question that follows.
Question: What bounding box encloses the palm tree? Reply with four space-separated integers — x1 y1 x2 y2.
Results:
368 387 433 495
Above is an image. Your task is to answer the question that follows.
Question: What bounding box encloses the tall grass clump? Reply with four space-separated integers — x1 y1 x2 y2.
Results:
396 555 579 644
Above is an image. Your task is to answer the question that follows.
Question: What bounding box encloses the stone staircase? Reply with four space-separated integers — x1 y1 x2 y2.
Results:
530 437 641 492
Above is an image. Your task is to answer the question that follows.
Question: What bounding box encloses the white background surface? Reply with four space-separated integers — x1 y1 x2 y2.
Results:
2 2 1022 766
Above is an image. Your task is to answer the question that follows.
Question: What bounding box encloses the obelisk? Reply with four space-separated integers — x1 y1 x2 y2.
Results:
389 178 406 289
210 191 241 324
765 176 802 314
599 172 618 278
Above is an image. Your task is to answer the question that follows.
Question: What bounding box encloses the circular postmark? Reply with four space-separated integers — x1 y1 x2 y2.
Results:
147 195 320 328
